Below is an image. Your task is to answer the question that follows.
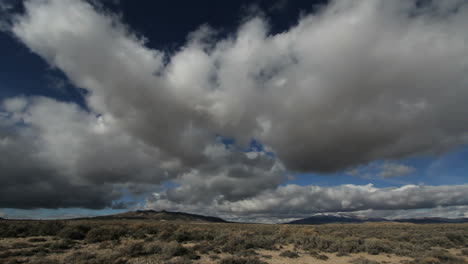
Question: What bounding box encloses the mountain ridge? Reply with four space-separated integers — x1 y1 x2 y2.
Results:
286 213 468 225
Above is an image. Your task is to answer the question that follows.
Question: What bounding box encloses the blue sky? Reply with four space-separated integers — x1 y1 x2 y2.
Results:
0 0 467 221
287 147 468 188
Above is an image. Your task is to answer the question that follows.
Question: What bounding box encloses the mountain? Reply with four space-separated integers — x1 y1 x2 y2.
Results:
286 213 468 225
286 213 386 225
87 210 228 223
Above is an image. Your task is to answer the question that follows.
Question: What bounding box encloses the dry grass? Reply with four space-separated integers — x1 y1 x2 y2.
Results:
0 220 467 264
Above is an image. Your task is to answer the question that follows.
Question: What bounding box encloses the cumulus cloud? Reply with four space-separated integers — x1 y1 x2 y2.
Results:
378 162 415 178
1 0 468 215
0 96 174 208
146 184 468 222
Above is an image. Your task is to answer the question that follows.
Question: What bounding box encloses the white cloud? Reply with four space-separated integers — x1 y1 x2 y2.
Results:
12 0 468 173
1 0 468 215
3 96 27 112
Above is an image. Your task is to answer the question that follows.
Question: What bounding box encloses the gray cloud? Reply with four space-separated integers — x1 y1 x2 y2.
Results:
165 147 285 204
347 161 416 179
0 96 173 208
45 74 68 93
146 184 468 222
1 0 468 212
378 162 415 179
0 0 13 12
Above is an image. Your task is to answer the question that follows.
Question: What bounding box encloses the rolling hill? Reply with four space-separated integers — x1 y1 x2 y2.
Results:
87 210 228 223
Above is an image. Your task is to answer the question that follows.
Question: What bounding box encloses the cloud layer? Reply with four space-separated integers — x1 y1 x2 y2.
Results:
145 183 468 222
1 0 468 217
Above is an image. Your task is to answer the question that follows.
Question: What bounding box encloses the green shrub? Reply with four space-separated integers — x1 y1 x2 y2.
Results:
98 240 118 249
407 249 466 264
141 225 159 235
40 221 66 236
58 224 91 240
363 238 392 255
85 225 127 243
157 224 177 241
0 250 14 259
64 251 97 264
210 254 221 260
46 239 75 250
193 241 216 254
27 237 47 243
4 259 24 264
335 237 363 253
11 242 32 249
173 229 191 242
427 249 466 264
221 236 249 253
0 247 49 258
162 241 200 260
123 241 145 257
279 250 299 258
424 236 455 248
309 250 329 260
143 241 163 255
445 233 465 245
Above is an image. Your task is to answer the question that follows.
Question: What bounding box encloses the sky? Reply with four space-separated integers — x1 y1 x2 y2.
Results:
0 0 467 223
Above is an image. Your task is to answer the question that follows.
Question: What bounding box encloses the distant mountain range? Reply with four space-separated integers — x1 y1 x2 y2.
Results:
2 210 467 224
286 213 468 225
85 210 228 223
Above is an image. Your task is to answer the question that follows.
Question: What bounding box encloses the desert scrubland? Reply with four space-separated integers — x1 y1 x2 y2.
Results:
0 220 467 264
